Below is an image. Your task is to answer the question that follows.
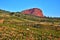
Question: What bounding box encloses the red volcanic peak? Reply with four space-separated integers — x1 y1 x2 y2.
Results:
21 8 44 17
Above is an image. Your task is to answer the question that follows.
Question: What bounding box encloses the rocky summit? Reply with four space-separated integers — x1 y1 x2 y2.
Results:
21 8 44 17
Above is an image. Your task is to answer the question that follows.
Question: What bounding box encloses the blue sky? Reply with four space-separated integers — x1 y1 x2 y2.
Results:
0 0 60 17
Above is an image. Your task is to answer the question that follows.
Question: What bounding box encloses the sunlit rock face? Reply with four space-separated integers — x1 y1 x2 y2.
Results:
21 8 44 17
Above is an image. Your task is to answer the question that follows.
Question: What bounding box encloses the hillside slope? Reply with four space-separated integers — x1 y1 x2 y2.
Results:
0 10 60 40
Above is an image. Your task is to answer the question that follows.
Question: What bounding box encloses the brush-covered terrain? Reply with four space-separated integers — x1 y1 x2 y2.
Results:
0 9 60 40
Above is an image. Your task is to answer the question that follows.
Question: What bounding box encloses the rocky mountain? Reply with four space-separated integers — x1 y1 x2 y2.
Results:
21 8 44 17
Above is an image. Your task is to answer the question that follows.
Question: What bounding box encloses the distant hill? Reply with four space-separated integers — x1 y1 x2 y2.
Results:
21 8 44 17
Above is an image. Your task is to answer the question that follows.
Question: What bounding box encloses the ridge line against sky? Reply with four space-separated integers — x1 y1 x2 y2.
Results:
0 0 60 17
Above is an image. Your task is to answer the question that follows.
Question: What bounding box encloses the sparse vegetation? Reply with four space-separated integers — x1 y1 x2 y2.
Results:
0 9 60 40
